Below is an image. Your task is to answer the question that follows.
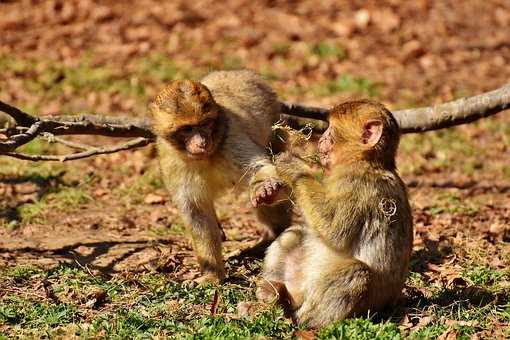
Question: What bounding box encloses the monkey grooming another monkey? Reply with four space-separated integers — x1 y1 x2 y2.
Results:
149 70 292 283
256 100 413 327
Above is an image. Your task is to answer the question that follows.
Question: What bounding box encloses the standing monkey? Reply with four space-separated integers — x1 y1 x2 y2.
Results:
257 100 413 327
149 70 292 283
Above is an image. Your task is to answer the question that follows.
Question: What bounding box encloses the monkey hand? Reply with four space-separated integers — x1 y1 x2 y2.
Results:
275 152 310 184
251 177 283 207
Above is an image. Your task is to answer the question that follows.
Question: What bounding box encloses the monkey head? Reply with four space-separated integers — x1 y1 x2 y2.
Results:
149 80 224 159
319 100 400 168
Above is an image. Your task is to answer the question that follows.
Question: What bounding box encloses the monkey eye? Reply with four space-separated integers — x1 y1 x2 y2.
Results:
200 118 215 129
202 102 211 113
180 125 194 134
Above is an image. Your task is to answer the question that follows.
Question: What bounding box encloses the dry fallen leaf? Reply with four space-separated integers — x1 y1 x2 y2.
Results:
293 330 316 340
438 328 458 340
144 193 166 204
84 287 107 309
237 301 257 318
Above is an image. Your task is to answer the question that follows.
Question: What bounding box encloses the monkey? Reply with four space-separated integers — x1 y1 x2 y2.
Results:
149 70 293 283
256 100 413 327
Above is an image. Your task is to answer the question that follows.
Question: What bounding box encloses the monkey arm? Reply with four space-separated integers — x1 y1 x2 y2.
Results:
174 192 225 282
276 153 362 251
222 122 286 206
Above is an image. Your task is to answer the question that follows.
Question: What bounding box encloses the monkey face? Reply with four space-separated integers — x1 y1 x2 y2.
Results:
171 117 220 159
150 80 225 160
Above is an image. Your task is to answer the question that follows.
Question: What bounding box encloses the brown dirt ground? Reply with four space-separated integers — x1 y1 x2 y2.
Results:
0 0 509 307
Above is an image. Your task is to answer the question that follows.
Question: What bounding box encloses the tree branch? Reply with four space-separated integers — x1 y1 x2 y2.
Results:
394 84 510 133
0 83 508 162
5 137 151 162
279 84 510 133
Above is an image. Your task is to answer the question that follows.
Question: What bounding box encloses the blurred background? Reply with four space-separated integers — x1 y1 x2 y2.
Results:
1 0 509 113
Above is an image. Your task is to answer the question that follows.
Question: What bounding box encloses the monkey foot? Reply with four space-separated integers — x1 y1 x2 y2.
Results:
194 272 223 285
251 178 283 207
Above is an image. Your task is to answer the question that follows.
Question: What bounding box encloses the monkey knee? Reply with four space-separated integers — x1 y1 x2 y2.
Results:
276 226 304 250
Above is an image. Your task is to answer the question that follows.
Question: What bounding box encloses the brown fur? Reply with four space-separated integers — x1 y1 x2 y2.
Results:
258 100 413 327
149 70 292 283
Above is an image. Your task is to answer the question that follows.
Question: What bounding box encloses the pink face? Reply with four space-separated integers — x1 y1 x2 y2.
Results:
173 118 217 159
318 126 334 167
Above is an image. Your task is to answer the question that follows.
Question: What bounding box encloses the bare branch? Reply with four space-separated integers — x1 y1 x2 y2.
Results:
0 100 155 139
5 137 151 162
280 102 329 121
42 134 98 150
47 114 154 138
0 121 43 152
281 83 510 133
394 84 510 133
0 100 37 126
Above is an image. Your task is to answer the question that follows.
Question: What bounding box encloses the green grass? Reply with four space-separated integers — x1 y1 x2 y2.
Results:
115 169 164 204
311 41 347 61
2 263 507 339
16 186 91 223
311 74 381 98
318 318 401 339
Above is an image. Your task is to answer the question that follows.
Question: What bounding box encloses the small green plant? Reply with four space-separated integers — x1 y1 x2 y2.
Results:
318 318 402 339
312 42 347 60
312 74 380 98
464 266 504 286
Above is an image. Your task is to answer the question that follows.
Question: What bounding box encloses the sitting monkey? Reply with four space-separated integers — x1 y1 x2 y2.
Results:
257 100 413 327
149 70 292 283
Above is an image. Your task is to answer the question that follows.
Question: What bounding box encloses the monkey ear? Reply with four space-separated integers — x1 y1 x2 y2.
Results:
361 119 383 147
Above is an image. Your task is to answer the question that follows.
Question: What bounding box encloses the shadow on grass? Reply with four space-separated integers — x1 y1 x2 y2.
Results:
0 172 65 223
0 239 177 275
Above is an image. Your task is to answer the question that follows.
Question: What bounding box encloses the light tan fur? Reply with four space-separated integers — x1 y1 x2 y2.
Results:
257 100 413 327
150 70 292 283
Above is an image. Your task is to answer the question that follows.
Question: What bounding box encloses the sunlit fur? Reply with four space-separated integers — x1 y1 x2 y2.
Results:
259 100 413 327
149 70 292 283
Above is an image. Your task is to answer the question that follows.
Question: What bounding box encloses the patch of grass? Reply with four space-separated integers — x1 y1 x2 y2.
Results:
17 186 91 223
408 323 448 339
151 222 186 237
17 199 49 224
424 191 479 217
137 53 199 84
311 41 347 60
271 42 292 56
3 265 42 282
318 318 402 339
2 262 509 338
116 169 163 204
223 56 245 70
463 266 504 286
311 74 381 98
0 296 79 328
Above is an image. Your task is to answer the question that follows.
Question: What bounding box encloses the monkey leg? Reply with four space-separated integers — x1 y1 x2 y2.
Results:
295 258 370 328
182 201 225 283
256 226 304 308
261 225 304 280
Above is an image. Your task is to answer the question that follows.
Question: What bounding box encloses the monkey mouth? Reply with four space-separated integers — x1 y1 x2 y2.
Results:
186 147 215 160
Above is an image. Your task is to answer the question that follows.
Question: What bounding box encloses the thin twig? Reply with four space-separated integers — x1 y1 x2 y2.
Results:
5 137 151 162
42 133 94 151
0 121 43 152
